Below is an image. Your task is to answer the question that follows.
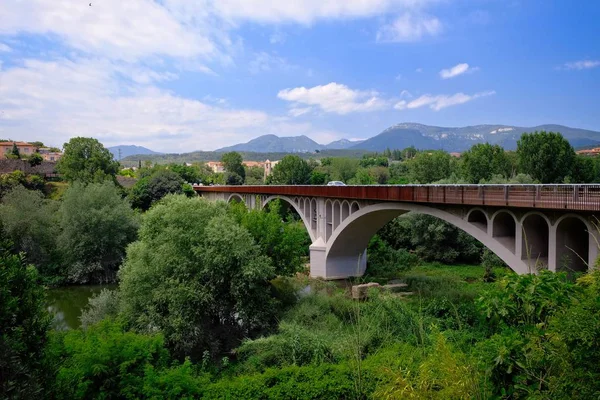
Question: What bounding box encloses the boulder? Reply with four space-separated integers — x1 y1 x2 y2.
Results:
351 282 381 300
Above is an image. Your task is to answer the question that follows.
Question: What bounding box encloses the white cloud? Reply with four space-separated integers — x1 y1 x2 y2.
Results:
0 58 322 151
270 31 286 44
249 52 294 74
377 12 442 42
399 90 413 98
439 63 478 79
0 43 11 52
288 107 313 117
394 90 495 111
562 60 600 70
278 82 388 115
0 0 216 62
206 0 436 24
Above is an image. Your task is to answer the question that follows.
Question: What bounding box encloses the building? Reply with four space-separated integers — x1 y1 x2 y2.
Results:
0 141 35 157
206 160 280 177
576 148 600 156
38 148 63 162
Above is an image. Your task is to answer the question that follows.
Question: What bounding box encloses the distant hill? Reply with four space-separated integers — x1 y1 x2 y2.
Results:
353 123 600 152
108 145 161 160
216 134 364 153
216 135 323 153
326 139 365 150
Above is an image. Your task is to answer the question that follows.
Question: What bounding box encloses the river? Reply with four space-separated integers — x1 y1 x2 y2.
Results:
46 284 117 330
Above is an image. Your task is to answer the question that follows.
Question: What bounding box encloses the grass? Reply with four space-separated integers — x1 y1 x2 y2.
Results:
44 181 69 200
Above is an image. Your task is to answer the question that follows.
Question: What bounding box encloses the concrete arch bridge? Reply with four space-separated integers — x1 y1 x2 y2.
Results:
194 185 600 279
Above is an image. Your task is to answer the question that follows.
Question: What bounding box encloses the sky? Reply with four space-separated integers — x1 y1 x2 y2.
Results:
0 0 599 153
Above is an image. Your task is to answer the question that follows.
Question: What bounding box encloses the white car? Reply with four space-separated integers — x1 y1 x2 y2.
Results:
327 181 346 186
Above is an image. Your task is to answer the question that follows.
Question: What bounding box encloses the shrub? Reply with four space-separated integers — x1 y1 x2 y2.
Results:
367 236 419 278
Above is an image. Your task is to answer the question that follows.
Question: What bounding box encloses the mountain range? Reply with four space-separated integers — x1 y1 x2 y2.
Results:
216 134 363 153
108 145 162 159
217 123 600 153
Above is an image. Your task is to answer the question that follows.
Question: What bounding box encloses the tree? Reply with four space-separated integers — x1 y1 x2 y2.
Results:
229 200 309 276
0 186 61 280
28 152 44 167
570 155 597 183
119 195 277 359
270 155 312 185
221 152 245 183
461 143 512 183
245 166 265 185
56 137 119 183
58 182 139 283
11 142 20 159
0 241 52 398
225 172 244 185
130 169 184 211
328 157 360 183
516 131 575 183
407 151 454 183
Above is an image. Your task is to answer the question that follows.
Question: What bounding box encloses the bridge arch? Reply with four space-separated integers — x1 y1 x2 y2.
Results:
322 202 531 279
520 211 550 269
491 210 518 253
227 193 244 204
466 208 488 232
554 213 593 273
262 195 317 242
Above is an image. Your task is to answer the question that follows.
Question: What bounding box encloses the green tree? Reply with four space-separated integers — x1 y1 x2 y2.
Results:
221 152 245 183
516 131 575 183
119 195 277 359
130 169 184 211
270 155 312 185
461 143 512 183
328 157 360 183
407 151 454 183
309 169 328 185
28 152 44 167
57 137 119 183
11 142 20 159
0 186 61 280
570 155 597 183
245 166 265 185
0 241 52 398
59 182 138 284
229 200 309 276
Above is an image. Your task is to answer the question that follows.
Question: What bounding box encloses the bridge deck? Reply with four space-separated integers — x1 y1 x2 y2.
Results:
193 184 600 212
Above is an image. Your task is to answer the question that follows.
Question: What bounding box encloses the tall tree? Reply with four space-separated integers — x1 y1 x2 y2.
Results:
270 155 312 185
58 182 138 283
221 152 245 183
119 196 277 359
517 131 575 183
130 169 184 211
461 143 512 183
10 142 20 159
407 151 454 183
56 137 119 183
0 241 52 398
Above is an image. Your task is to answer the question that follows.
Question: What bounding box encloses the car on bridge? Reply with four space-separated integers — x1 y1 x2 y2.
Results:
327 181 346 186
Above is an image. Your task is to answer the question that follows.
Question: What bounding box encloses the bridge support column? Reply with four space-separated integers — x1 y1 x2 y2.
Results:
309 238 327 278
548 224 557 272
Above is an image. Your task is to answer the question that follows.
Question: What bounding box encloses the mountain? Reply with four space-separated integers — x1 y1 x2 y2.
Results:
216 134 324 153
216 135 366 153
325 139 365 150
352 123 600 152
108 145 162 159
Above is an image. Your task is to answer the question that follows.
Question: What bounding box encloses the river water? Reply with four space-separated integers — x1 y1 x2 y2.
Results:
46 284 116 330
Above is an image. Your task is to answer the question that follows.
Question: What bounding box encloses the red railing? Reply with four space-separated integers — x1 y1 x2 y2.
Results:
193 185 600 212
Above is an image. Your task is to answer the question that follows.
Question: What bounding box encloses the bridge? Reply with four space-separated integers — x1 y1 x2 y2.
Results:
194 184 600 279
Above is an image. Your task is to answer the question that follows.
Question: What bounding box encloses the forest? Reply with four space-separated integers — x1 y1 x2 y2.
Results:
1 132 600 399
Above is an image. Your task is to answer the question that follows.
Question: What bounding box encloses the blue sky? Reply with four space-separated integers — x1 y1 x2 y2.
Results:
0 0 599 152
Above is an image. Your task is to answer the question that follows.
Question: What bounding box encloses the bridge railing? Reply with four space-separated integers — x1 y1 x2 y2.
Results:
193 184 600 211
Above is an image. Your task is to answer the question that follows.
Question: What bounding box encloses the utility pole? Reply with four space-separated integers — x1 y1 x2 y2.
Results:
118 148 122 161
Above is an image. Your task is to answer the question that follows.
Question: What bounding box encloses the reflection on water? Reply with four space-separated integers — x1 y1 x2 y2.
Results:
46 284 116 330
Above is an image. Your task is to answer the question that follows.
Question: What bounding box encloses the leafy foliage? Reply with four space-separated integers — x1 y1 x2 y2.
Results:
270 155 312 185
118 195 278 359
221 151 246 182
58 182 139 283
0 241 52 398
56 137 120 183
407 151 455 183
130 169 184 210
461 143 512 183
517 131 576 183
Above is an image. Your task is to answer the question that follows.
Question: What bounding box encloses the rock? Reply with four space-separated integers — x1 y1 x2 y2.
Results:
382 283 409 292
351 282 381 300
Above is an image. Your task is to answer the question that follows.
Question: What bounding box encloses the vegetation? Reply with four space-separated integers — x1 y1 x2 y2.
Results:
57 137 119 183
269 155 312 185
517 131 576 183
221 151 246 184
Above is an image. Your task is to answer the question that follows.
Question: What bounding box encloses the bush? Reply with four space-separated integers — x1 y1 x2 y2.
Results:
0 241 52 398
80 289 120 329
367 235 419 279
